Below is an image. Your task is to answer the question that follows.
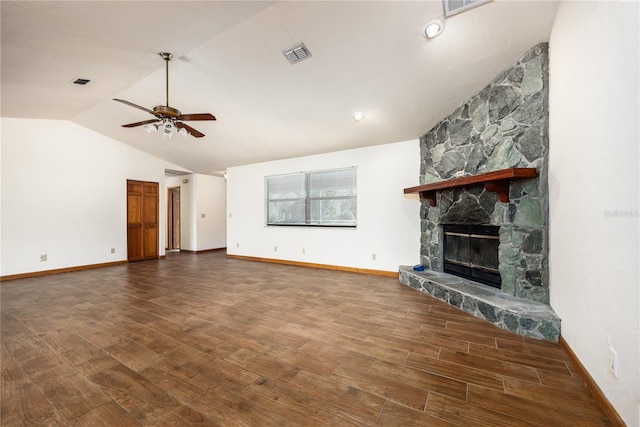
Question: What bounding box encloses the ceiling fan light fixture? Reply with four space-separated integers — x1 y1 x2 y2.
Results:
424 19 445 39
144 123 158 133
162 120 174 139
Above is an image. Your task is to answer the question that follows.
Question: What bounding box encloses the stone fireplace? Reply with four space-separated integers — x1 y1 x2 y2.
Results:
399 43 560 341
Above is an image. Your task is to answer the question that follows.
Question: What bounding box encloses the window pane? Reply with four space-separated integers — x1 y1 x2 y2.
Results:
309 169 356 197
309 197 356 225
266 173 305 224
267 173 304 200
268 200 305 224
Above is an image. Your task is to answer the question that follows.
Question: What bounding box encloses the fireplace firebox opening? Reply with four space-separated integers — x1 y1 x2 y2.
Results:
443 224 501 288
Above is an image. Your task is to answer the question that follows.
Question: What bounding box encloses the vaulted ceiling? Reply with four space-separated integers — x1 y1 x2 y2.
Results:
1 1 559 175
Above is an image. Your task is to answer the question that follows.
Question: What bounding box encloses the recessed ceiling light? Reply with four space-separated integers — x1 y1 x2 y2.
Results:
353 111 365 122
423 19 445 39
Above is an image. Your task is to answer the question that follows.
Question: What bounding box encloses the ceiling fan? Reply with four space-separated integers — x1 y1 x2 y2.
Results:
114 52 216 138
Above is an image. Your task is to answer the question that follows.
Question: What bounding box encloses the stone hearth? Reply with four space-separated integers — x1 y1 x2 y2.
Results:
399 266 560 341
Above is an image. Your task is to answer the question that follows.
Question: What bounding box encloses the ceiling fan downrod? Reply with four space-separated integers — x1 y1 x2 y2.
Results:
154 52 181 121
160 52 173 107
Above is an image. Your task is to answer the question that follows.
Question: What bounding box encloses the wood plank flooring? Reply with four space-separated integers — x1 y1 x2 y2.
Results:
1 251 611 426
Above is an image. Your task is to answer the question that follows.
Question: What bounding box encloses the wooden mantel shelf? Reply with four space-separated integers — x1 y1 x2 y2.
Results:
404 167 537 206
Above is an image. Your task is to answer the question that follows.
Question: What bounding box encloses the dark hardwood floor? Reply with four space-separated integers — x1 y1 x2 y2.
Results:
1 251 611 426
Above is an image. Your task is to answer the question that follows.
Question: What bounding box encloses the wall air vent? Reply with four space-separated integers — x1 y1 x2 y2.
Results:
282 43 312 64
165 169 190 176
443 0 492 17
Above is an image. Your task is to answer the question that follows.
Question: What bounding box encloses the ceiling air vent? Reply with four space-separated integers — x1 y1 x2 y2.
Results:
71 78 91 85
442 0 491 17
282 43 312 65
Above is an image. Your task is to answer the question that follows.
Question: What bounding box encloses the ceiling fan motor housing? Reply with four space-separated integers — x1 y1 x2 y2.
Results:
153 105 181 118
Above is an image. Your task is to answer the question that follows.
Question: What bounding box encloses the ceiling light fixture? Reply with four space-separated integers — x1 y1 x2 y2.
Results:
143 118 189 139
353 111 365 122
423 18 445 39
144 123 158 134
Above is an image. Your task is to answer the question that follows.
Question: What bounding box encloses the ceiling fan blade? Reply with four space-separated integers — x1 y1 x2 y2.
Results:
178 113 216 121
176 122 205 138
122 119 160 128
113 98 155 115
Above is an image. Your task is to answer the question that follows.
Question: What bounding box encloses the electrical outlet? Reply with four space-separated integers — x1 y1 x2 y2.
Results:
302 248 306 254
609 347 618 378
274 246 278 252
111 248 115 254
371 253 377 261
236 243 240 248
40 254 47 262
455 170 464 178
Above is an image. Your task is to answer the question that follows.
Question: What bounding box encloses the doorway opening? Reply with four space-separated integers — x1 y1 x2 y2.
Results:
167 186 181 251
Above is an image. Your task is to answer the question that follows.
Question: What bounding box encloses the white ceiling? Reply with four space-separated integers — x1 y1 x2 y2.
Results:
1 1 559 175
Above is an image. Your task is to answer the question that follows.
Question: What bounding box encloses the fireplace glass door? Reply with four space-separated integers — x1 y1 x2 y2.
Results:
443 225 501 288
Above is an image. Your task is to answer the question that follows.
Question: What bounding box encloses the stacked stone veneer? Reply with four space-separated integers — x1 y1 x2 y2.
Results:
419 43 550 304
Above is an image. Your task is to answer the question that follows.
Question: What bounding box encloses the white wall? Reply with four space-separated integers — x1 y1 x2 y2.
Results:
0 118 184 276
227 140 421 272
548 2 639 424
194 174 227 251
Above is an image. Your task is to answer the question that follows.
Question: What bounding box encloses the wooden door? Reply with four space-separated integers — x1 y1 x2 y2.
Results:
127 180 159 261
167 187 180 250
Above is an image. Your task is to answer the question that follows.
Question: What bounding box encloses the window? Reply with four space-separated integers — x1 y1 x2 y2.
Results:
266 167 357 227
442 0 492 17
